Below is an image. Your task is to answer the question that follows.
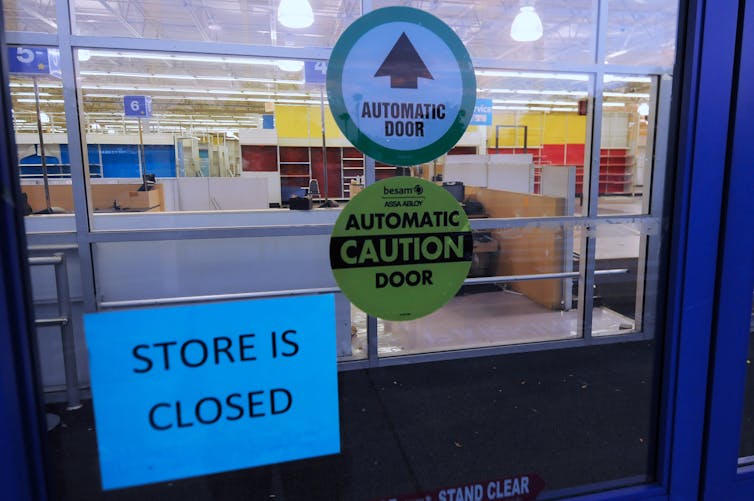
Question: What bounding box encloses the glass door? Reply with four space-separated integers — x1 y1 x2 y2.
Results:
1 0 742 500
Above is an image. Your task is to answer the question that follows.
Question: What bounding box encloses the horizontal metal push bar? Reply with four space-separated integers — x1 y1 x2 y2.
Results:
465 268 629 285
98 268 629 309
29 256 63 266
100 286 342 309
28 244 79 252
35 317 69 327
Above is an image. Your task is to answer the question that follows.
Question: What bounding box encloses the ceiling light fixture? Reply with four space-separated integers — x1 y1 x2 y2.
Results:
492 106 530 111
604 75 652 83
277 0 314 29
276 60 305 72
604 92 651 98
17 99 64 104
9 82 62 89
510 6 543 42
476 70 588 81
606 49 630 59
80 70 304 86
479 88 589 97
492 99 577 106
82 51 289 68
81 85 311 99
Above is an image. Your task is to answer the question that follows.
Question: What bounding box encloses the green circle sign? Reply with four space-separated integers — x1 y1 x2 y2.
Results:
330 178 472 321
326 7 477 167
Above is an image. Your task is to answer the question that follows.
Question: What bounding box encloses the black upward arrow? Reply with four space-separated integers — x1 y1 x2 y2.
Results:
374 33 434 89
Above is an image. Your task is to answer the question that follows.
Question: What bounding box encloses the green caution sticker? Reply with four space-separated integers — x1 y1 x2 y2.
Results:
330 178 472 321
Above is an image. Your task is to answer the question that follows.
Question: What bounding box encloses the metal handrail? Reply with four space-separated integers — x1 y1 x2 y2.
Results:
98 268 629 309
29 252 81 410
19 162 103 178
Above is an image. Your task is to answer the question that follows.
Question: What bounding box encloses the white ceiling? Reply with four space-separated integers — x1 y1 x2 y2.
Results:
4 0 675 134
4 0 679 66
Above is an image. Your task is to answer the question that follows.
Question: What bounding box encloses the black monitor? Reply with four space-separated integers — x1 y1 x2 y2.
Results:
442 181 464 202
137 173 156 191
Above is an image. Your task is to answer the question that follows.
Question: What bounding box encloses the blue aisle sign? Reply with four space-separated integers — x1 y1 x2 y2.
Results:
124 95 152 117
305 60 327 84
327 7 476 166
7 47 61 78
84 294 340 490
471 98 493 126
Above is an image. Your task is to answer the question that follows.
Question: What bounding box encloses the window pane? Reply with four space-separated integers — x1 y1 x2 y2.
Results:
10 48 72 215
92 237 333 300
3 0 58 34
91 237 365 362
597 75 658 216
374 0 597 64
71 0 360 47
589 221 646 336
475 70 589 214
20 2 677 499
75 49 346 223
606 0 679 67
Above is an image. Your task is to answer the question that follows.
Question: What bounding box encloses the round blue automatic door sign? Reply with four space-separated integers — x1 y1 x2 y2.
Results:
327 7 477 166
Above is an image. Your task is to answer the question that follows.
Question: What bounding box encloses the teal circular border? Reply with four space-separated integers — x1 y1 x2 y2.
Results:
327 7 477 167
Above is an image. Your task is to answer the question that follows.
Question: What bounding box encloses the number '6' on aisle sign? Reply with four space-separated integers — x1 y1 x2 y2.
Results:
124 96 153 117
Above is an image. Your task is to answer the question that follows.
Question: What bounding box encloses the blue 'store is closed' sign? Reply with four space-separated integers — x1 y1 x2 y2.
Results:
84 294 339 490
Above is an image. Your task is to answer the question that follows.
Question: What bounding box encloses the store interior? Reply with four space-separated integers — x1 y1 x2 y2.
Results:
5 0 672 402
15 66 658 382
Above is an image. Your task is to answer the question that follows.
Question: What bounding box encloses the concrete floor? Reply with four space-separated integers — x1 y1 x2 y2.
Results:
347 289 635 360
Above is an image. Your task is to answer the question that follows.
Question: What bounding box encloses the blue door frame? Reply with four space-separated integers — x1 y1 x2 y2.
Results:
660 0 746 499
700 0 754 498
0 10 51 501
0 1 751 499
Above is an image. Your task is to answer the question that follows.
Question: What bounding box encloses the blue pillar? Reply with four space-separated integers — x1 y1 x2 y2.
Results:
0 15 50 501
